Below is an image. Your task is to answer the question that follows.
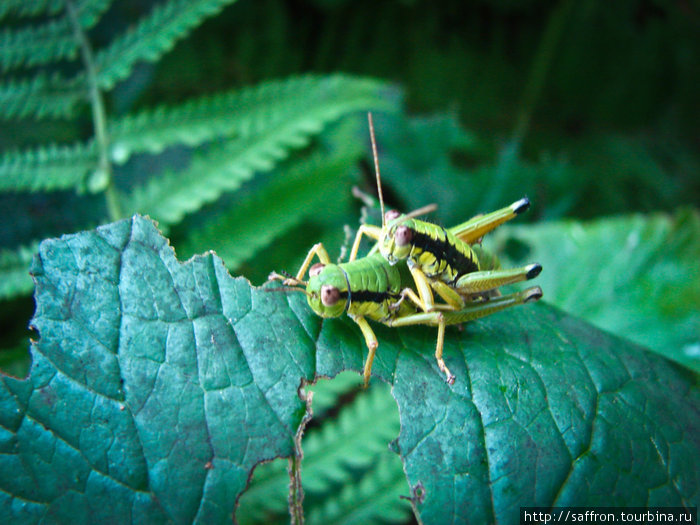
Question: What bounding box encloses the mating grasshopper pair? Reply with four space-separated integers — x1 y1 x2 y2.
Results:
268 114 542 386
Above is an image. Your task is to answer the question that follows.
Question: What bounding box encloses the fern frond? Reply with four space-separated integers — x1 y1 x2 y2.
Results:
109 74 399 164
0 20 75 71
237 382 403 525
0 72 86 120
93 0 239 91
307 451 412 525
179 141 362 267
0 0 112 71
302 383 400 492
0 242 38 300
0 0 63 20
0 142 97 192
120 78 388 227
309 371 363 419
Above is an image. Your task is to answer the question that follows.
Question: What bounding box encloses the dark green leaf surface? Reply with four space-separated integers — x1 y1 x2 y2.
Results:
0 215 317 523
1 216 698 524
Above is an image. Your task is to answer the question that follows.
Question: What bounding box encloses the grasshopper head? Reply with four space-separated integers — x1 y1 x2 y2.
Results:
379 210 414 264
306 263 348 318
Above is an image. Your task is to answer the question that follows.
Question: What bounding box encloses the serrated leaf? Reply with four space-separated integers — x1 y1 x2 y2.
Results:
492 209 700 372
0 0 63 20
94 0 239 91
1 216 697 524
121 76 393 226
0 0 112 71
179 140 362 269
109 74 398 164
0 72 85 120
0 141 97 193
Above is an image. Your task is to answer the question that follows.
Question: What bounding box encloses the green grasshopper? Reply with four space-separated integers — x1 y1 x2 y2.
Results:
269 244 542 386
349 112 543 314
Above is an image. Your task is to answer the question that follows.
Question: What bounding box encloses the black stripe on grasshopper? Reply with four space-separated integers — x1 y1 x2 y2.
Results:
400 222 480 283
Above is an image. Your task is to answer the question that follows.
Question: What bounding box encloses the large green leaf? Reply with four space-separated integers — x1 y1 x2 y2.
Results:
1 216 697 524
0 215 318 523
491 209 700 372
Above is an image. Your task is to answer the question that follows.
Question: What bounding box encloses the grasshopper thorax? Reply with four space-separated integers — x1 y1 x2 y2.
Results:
306 263 348 318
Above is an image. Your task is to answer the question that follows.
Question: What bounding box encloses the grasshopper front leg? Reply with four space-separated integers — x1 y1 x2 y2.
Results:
268 243 333 286
348 224 383 262
350 314 380 387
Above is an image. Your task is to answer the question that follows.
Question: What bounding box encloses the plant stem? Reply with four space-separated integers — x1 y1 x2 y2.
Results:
65 0 123 221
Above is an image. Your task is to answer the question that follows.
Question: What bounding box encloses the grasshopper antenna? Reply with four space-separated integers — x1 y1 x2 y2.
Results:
367 112 386 228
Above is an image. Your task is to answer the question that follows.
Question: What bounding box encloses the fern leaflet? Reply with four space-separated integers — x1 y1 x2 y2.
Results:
109 74 398 164
0 0 63 20
0 0 112 71
0 72 86 120
121 75 395 226
306 451 412 525
0 141 97 192
0 241 38 300
179 140 362 268
237 381 403 524
93 0 239 90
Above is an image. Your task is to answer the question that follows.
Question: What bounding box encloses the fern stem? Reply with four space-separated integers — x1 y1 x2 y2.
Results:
65 0 122 221
511 0 574 146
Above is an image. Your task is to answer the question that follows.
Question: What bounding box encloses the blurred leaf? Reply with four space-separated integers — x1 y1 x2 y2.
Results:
0 346 30 378
306 449 411 525
94 0 240 90
109 74 399 164
373 112 483 225
0 142 97 193
492 208 700 372
178 126 363 269
0 241 36 300
120 75 398 226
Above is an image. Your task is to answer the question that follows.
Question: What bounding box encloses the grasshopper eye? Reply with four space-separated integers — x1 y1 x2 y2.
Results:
394 225 413 246
385 210 401 222
320 285 340 306
309 263 325 276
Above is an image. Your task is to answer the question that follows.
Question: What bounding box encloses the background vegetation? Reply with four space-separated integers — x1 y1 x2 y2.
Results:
1 0 697 523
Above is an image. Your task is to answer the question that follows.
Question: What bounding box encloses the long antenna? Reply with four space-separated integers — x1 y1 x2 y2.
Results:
367 112 385 227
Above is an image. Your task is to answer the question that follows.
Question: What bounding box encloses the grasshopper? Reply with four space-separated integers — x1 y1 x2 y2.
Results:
269 245 541 386
349 112 543 314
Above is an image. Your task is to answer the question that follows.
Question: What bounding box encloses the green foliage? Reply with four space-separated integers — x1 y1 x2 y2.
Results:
0 1 63 20
0 242 37 300
93 0 240 90
0 142 97 192
0 0 112 71
1 1 699 523
0 72 84 120
492 209 700 372
0 0 399 305
120 75 395 226
109 74 395 163
1 217 697 524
